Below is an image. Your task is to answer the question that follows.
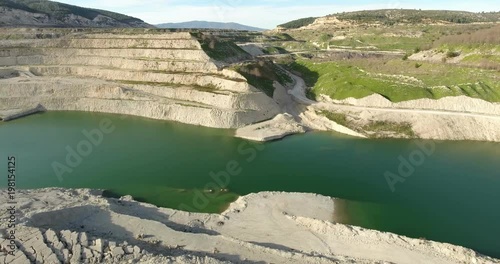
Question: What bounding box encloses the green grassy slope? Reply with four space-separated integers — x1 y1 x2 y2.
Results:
271 11 500 103
232 61 292 97
289 58 500 102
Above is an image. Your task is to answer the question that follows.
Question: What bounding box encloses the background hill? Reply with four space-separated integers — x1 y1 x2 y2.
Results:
0 0 152 28
156 21 266 31
278 9 500 29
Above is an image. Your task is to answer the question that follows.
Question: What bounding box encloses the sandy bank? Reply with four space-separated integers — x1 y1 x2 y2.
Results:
316 94 500 141
1 188 497 264
235 113 306 141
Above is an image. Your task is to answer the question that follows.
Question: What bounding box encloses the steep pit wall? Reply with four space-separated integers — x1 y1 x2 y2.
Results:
28 66 255 93
0 29 281 127
0 77 277 128
1 55 221 73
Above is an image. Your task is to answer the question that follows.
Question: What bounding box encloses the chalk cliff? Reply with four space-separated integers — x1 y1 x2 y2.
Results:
0 29 281 128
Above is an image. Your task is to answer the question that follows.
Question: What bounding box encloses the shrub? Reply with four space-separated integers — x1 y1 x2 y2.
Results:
402 54 409 60
415 63 423 68
319 111 349 127
446 50 461 58
363 121 416 138
319 33 333 42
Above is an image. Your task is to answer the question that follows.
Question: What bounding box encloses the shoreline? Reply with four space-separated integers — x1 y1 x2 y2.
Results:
1 64 500 142
3 76 500 143
330 198 351 224
0 104 44 122
4 107 500 144
1 187 498 263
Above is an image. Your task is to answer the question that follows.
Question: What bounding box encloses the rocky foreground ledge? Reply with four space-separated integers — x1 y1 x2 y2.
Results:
0 188 498 264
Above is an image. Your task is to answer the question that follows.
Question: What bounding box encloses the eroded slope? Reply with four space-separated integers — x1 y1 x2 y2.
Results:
0 28 281 128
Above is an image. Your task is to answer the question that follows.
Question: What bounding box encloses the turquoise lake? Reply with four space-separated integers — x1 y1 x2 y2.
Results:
1 111 499 258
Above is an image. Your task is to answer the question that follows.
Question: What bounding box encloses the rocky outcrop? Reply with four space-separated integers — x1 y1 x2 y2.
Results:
1 188 498 264
301 16 353 30
0 104 43 121
235 113 307 141
0 225 229 264
0 29 281 128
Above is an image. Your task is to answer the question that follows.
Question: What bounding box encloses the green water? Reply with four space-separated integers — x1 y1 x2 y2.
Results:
1 112 499 258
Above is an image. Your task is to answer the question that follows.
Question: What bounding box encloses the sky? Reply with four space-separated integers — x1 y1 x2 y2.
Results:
55 0 499 28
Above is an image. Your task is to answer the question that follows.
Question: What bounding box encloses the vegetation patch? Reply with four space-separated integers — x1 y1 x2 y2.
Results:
288 57 500 102
240 73 275 97
433 24 500 47
232 60 292 97
263 46 289 55
461 54 500 70
429 25 500 69
363 121 416 138
332 9 500 25
288 59 434 102
318 111 417 138
117 80 222 92
446 50 461 58
193 33 251 63
278 17 317 29
285 22 495 53
318 111 350 127
117 80 183 87
268 33 296 41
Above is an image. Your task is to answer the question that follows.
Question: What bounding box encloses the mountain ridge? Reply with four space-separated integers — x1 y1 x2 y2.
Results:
157 20 266 31
278 9 500 29
0 0 152 28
